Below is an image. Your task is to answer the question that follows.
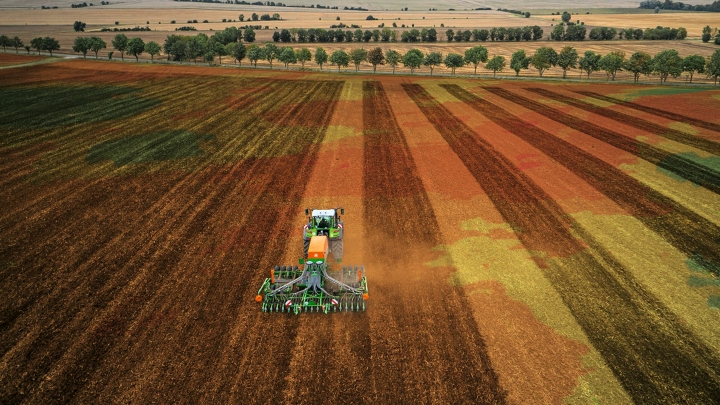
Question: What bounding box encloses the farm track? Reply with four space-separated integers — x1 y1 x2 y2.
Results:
404 83 720 404
483 87 720 195
361 81 506 404
527 87 720 157
575 90 720 134
0 79 344 403
443 84 720 277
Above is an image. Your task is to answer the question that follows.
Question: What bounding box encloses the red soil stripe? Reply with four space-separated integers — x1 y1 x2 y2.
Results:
405 83 720 404
484 87 720 196
362 81 507 404
574 90 720 134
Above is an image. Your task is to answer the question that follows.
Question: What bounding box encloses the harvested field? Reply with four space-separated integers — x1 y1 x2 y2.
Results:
1 59 720 404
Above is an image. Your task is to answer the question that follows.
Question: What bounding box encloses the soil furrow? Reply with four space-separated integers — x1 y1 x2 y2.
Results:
484 87 720 195
574 90 720 134
364 81 506 404
404 83 720 404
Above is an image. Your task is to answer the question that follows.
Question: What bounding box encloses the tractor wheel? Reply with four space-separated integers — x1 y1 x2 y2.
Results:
331 239 343 261
303 239 310 258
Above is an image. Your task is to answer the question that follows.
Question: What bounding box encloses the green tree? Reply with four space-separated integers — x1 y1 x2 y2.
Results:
295 47 311 68
510 49 530 76
367 47 384 72
112 33 128 60
446 29 454 42
247 44 262 67
329 49 349 72
42 37 60 56
561 11 571 23
278 46 296 69
623 51 652 82
264 43 279 68
556 46 578 79
485 55 506 77
423 51 442 75
185 37 205 64
314 47 328 70
243 27 256 43
213 42 227 64
599 51 625 81
72 36 90 58
706 50 720 85
702 25 712 43
385 49 401 73
402 48 423 74
204 50 214 65
280 29 291 43
126 37 145 61
24 45 30 54
531 46 557 77
551 24 565 41
30 37 43 54
144 40 160 61
11 36 23 54
652 49 683 83
73 21 86 32
463 45 488 74
354 29 363 42
350 48 367 71
682 54 705 83
0 35 10 52
579 50 601 79
444 53 464 75
363 30 373 42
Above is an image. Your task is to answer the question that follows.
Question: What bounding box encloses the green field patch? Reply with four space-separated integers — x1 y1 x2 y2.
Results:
607 87 708 101
657 152 720 185
668 121 699 135
688 276 720 288
708 296 720 309
86 130 213 166
0 85 159 129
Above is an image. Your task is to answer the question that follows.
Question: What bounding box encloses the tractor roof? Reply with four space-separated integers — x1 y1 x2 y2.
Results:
312 209 335 217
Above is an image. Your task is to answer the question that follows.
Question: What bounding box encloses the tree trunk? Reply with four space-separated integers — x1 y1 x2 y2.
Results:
474 65 477 74
493 70 496 77
689 73 693 83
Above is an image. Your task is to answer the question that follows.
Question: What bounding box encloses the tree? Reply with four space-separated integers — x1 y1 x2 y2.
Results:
561 11 571 23
247 44 262 67
204 50 214 65
353 29 363 42
531 46 557 77
276 46 295 69
72 36 90 58
652 49 683 83
73 21 86 32
444 53 464 75
295 47 311 68
446 29 454 42
12 36 23 54
0 35 10 52
42 37 60 56
145 40 161 61
280 29 291 43
24 45 30 54
510 49 530 76
599 51 625 81
264 43 278 68
229 43 245 65
82 36 104 60
30 37 43 55
551 24 565 41
428 28 438 42
367 47 384 72
683 54 705 83
363 30 373 42
579 50 601 79
329 49 349 72
243 27 256 43
385 49 401 73
350 48 367 71
402 48 423 74
624 51 652 82
126 37 145 61
556 46 578 79
485 55 506 77
706 50 720 85
213 42 227 64
112 33 128 60
185 37 205 63
464 46 488 74
702 25 712 43
423 51 442 75
314 47 328 70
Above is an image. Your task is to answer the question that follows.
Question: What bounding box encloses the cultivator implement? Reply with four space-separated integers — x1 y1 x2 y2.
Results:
256 234 368 314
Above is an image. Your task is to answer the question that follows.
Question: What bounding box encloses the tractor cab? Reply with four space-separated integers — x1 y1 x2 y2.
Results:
303 208 344 240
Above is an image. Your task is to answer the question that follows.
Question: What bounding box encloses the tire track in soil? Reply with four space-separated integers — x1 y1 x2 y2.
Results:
363 81 506 404
404 83 720 404
443 84 720 277
0 80 341 404
574 90 720 134
527 87 720 156
482 87 720 196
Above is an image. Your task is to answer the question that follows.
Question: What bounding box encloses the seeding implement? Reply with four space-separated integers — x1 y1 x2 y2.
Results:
256 235 368 314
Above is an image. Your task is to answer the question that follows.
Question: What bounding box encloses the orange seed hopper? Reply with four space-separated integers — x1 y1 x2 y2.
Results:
306 235 328 262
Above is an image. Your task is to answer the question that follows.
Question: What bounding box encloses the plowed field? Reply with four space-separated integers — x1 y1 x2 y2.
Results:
1 58 719 404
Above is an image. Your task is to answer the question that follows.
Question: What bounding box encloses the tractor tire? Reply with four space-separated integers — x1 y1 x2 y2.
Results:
303 239 310 258
330 239 343 261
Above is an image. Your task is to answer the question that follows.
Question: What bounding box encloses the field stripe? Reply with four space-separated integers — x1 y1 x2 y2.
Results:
527 87 720 156
484 87 720 196
404 83 720 404
443 84 720 277
573 90 720 134
362 81 506 403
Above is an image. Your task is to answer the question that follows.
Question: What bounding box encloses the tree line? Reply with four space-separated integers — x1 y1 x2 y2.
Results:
0 35 60 56
639 0 720 12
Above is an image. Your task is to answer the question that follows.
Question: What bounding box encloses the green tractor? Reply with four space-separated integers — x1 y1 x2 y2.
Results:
303 207 344 261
